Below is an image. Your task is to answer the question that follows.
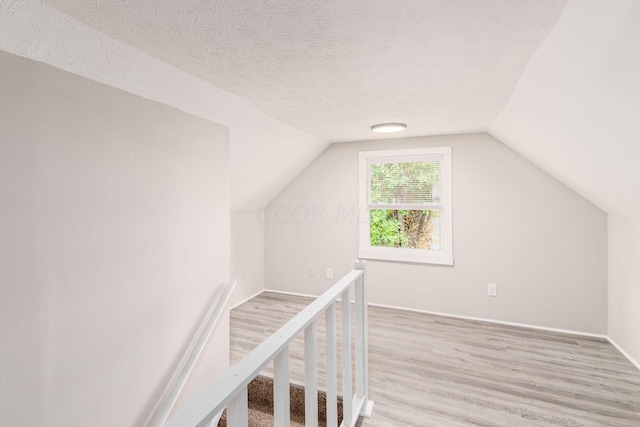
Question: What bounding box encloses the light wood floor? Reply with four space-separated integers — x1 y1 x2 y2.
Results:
230 292 640 427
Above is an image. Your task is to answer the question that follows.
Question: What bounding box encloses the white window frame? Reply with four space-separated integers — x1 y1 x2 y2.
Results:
358 147 453 265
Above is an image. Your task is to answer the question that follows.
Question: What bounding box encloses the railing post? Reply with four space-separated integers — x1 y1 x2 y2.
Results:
354 260 372 418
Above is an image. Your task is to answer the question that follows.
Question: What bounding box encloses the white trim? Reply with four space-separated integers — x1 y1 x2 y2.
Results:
359 147 449 160
264 289 355 304
230 289 266 310
358 147 453 266
262 289 319 299
262 290 640 373
148 281 236 427
263 289 607 339
369 302 608 339
361 400 375 418
607 337 640 371
358 248 453 265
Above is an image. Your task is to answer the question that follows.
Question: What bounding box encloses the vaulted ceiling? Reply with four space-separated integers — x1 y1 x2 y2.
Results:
42 0 566 141
2 0 638 215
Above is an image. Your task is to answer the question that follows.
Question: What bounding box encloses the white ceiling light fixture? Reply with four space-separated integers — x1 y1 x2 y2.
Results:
371 123 407 133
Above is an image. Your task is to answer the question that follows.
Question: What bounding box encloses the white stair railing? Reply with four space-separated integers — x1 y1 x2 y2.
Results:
147 280 236 427
165 260 373 427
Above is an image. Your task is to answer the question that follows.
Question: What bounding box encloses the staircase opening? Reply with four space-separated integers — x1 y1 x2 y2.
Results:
218 376 343 427
163 260 372 427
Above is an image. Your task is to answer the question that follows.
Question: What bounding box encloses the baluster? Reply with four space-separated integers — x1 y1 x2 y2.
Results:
274 347 290 426
227 386 248 427
341 289 353 426
326 303 338 427
305 321 318 427
355 277 364 399
354 260 368 401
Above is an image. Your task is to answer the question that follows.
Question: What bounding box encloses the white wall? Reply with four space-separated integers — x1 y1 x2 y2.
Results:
265 133 608 334
230 211 265 307
0 51 230 427
608 215 640 368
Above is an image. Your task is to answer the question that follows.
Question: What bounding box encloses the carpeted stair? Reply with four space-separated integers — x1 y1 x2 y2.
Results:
218 376 343 427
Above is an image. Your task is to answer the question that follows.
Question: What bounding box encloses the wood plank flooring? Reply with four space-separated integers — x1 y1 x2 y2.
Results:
230 292 640 427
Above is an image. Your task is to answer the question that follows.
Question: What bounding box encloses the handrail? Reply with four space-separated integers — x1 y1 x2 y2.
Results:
165 260 372 427
147 280 237 427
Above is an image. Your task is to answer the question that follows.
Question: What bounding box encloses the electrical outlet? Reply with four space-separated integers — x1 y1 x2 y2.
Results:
308 267 316 277
487 283 497 297
326 268 334 279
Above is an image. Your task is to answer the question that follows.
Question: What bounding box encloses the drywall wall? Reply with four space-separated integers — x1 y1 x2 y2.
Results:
608 215 640 368
265 133 608 334
0 50 230 427
230 210 265 307
0 52 45 423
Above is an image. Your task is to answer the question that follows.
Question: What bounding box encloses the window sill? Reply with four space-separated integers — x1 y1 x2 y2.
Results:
358 248 453 266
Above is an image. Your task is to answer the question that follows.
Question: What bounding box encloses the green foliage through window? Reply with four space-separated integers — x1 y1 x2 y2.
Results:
370 210 440 250
368 160 442 251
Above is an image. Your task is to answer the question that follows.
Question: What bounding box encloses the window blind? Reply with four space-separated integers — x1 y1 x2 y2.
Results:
368 160 441 205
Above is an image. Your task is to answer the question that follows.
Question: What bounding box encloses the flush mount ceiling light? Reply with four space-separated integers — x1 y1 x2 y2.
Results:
371 123 407 133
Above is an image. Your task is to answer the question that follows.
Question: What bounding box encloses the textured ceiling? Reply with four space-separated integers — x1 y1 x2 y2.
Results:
43 0 566 142
0 0 326 210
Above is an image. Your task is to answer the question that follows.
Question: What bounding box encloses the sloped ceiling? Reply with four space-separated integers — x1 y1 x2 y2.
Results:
0 0 326 210
491 0 640 217
7 1 634 217
42 0 565 142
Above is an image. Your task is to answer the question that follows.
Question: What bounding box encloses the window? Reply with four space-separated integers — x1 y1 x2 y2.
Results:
358 147 453 265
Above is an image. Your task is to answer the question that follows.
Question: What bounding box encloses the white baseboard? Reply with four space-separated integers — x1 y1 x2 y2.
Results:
263 288 320 300
263 289 607 340
261 289 639 372
266 288 360 304
361 400 375 418
230 289 266 309
369 301 608 340
607 337 640 371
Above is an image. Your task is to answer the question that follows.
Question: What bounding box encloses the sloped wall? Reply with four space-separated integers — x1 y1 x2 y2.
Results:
0 51 230 426
265 133 608 334
490 0 640 217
